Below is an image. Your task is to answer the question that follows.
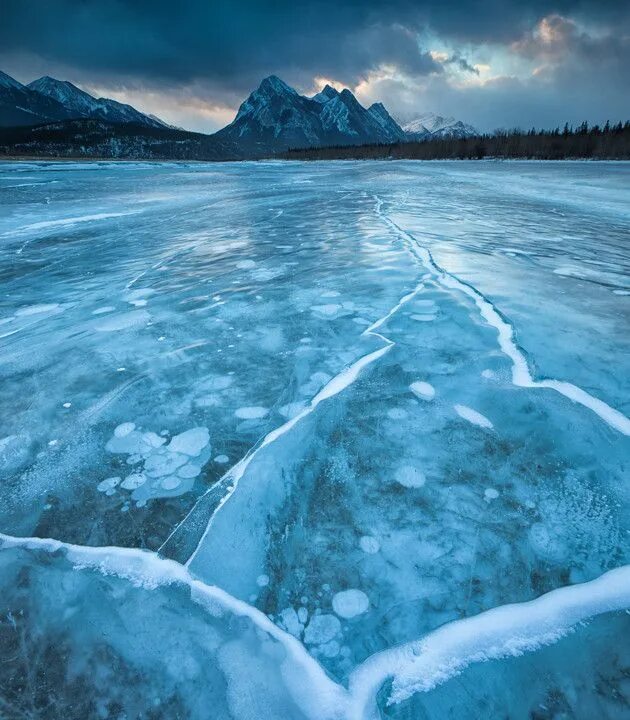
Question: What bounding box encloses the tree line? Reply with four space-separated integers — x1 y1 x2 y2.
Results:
281 121 630 161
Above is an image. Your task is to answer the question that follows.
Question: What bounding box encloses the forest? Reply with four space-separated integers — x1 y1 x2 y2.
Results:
281 121 630 161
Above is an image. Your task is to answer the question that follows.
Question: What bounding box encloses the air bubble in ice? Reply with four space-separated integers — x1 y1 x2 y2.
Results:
332 589 370 619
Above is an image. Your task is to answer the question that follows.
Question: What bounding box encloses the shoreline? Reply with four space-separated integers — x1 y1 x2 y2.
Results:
2 155 630 164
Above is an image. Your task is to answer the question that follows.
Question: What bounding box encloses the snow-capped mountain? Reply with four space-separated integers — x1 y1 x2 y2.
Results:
0 70 73 127
366 102 408 142
402 112 478 139
314 85 406 144
27 76 168 128
1 69 479 158
215 76 407 153
0 70 23 91
216 75 324 151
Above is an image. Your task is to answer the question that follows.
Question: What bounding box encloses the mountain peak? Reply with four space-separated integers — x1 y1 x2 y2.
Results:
402 112 478 139
366 102 407 142
257 75 296 96
0 70 24 90
24 74 167 129
312 84 339 103
339 88 361 106
28 76 94 102
220 76 412 153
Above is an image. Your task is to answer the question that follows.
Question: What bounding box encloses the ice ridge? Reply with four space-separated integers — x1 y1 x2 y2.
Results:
374 195 630 436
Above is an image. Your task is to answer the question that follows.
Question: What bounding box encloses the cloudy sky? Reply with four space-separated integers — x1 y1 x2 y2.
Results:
1 0 628 133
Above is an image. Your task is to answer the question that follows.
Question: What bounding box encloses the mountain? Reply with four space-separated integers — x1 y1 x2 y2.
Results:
402 112 478 139
27 76 168 129
366 102 408 142
0 71 478 160
314 85 406 144
0 70 73 127
215 75 324 153
215 76 407 154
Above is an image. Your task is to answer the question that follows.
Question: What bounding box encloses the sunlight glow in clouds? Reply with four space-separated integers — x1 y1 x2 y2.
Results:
1 1 627 133
86 85 236 132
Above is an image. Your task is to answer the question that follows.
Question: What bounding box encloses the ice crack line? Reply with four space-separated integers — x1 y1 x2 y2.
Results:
182 280 429 565
3 532 630 720
161 281 423 562
374 195 630 436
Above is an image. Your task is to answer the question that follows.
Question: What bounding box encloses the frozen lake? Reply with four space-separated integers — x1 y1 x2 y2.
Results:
1 160 629 718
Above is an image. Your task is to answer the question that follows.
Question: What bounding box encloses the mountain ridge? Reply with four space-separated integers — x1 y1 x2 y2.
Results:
215 77 408 153
0 70 479 159
27 76 169 129
401 112 478 139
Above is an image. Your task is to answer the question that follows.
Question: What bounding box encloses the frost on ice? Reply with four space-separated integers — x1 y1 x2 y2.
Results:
1 161 630 719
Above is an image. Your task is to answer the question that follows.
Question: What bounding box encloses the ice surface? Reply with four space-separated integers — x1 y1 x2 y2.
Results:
0 160 629 718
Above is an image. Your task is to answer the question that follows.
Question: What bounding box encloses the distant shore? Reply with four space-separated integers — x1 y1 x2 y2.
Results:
2 155 629 164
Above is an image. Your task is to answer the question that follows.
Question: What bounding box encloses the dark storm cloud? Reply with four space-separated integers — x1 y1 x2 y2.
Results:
1 0 628 130
0 0 430 94
1 0 626 93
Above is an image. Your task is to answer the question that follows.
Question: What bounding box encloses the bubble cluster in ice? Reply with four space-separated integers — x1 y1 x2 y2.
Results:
103 424 210 501
303 614 341 645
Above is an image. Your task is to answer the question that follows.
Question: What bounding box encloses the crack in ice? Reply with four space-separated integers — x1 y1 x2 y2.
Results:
374 195 630 436
3 532 630 719
162 278 426 563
